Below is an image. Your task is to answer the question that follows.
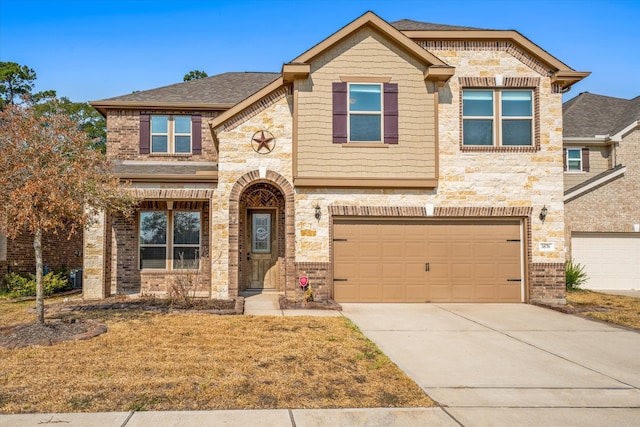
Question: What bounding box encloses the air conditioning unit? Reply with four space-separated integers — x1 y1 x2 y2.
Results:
70 268 83 289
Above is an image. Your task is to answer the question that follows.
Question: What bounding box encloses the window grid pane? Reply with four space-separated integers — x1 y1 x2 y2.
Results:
502 91 533 117
173 247 200 269
502 119 532 146
349 84 381 111
463 90 493 117
140 247 167 269
350 115 382 141
463 119 493 146
174 212 200 244
174 136 191 153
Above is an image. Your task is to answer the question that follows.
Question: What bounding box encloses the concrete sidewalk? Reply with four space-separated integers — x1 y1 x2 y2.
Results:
0 408 457 427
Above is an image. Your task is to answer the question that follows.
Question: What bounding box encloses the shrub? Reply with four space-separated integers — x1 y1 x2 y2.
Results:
566 258 588 291
4 271 72 297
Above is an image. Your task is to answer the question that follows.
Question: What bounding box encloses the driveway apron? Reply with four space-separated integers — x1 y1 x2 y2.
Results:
341 303 640 426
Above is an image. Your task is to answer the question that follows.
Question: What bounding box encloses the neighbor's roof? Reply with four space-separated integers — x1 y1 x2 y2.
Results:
563 92 640 138
390 19 488 31
90 72 280 114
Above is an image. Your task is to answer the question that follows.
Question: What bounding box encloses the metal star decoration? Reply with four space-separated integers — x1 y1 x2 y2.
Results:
251 130 275 154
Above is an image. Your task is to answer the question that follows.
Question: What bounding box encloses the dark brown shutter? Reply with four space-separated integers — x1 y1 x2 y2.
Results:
192 115 202 155
563 149 567 171
332 82 347 143
139 114 150 154
581 147 590 172
383 83 398 144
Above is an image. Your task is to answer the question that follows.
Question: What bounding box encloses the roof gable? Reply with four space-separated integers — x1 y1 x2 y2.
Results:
90 72 280 115
292 11 450 68
563 92 640 138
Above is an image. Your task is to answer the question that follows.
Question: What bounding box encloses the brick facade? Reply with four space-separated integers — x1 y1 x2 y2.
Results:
0 230 82 277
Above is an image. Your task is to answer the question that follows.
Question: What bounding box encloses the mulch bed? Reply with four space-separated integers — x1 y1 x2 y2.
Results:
279 295 342 310
0 319 107 349
0 296 242 349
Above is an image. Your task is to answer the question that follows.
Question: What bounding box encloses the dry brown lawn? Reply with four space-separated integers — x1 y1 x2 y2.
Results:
566 290 640 330
0 298 434 414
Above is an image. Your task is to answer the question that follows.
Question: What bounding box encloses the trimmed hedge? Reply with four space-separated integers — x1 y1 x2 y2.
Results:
4 271 72 297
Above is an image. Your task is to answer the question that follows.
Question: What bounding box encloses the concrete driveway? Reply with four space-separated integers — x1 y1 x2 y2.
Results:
341 303 640 426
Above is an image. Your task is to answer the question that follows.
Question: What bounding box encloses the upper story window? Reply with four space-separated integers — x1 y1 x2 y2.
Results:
151 115 192 154
333 81 398 144
139 114 202 155
462 89 533 147
563 147 589 172
566 148 582 171
139 211 201 270
349 84 382 142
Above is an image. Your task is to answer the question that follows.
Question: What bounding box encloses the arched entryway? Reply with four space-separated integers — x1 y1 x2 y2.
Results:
228 171 295 297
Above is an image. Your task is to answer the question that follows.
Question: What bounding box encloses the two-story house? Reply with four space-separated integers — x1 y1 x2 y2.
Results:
563 92 640 290
87 12 588 304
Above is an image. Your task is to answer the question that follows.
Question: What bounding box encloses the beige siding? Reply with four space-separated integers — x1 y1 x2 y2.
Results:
564 146 612 190
296 27 437 180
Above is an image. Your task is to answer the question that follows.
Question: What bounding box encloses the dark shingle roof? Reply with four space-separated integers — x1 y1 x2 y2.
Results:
563 92 640 138
390 19 488 31
94 72 280 106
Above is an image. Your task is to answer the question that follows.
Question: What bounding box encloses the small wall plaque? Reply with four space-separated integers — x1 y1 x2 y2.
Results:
539 242 555 252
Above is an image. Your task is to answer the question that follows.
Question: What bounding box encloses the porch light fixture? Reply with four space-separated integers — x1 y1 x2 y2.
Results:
314 204 321 222
539 205 548 223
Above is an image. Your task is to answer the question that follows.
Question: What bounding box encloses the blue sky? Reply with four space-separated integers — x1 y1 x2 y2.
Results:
1 0 638 103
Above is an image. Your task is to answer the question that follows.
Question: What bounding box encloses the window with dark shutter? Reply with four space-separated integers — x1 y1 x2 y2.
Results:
383 83 398 144
139 114 150 154
563 148 567 171
192 115 202 155
332 82 348 143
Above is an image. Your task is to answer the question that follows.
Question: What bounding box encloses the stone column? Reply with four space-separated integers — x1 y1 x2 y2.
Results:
83 210 106 299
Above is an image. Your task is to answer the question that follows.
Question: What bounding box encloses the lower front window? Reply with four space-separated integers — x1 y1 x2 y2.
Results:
139 210 201 270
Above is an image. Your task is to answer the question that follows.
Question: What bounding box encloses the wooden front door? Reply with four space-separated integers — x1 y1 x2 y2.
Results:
246 209 278 289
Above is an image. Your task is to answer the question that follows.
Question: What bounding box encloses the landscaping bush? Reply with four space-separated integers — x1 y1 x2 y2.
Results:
4 271 72 297
566 258 588 291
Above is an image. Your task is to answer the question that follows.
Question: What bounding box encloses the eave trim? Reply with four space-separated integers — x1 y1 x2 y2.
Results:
294 177 438 189
564 165 626 202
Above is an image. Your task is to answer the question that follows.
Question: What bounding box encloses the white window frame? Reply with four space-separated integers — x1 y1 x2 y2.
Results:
150 115 192 154
463 89 534 147
347 83 383 143
139 210 201 271
566 147 583 172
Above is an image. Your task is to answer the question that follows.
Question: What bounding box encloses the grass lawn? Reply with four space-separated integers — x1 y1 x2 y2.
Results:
566 290 640 330
0 298 434 414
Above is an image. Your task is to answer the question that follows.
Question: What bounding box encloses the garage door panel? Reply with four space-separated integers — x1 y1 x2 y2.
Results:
572 234 640 290
333 220 523 302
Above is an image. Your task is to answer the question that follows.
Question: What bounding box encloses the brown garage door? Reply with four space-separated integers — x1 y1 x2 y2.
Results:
333 219 523 303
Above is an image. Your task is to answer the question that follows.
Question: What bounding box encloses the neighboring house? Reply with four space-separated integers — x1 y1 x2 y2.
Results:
87 12 588 304
0 230 83 281
563 92 640 290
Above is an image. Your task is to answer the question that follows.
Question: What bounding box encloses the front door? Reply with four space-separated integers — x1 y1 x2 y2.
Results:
246 209 278 289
